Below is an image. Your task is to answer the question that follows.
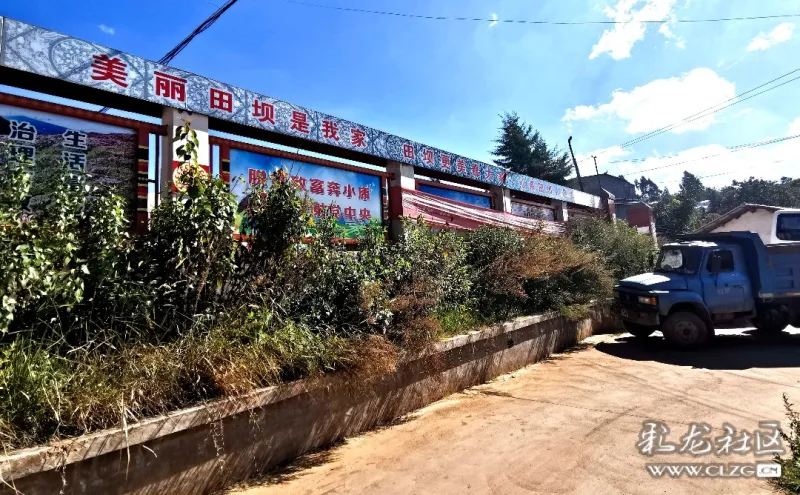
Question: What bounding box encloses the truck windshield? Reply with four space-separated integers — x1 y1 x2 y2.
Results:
655 247 702 274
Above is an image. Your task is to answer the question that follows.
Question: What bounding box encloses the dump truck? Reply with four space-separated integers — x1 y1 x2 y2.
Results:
612 231 800 348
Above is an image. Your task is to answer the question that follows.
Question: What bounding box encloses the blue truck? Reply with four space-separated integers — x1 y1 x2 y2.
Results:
612 231 800 348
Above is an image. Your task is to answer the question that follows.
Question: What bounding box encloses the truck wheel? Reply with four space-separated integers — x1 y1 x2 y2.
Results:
623 321 655 339
663 312 711 349
752 307 789 333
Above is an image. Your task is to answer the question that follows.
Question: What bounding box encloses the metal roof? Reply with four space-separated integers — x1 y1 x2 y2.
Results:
693 204 784 233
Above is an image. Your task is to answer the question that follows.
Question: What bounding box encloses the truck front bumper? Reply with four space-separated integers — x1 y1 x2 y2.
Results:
611 302 660 327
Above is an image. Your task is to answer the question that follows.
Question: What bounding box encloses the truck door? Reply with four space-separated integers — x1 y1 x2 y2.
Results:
702 249 752 314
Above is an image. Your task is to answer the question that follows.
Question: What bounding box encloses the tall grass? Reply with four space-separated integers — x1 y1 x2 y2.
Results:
0 134 630 452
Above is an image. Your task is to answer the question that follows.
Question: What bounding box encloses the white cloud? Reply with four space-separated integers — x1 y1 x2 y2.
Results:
562 68 736 134
589 0 680 60
604 120 800 189
747 23 795 52
98 24 115 35
789 117 800 136
575 145 632 168
489 13 498 28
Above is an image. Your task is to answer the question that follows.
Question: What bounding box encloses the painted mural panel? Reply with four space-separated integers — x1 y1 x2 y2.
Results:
418 184 492 209
229 149 381 239
0 103 137 219
511 201 556 221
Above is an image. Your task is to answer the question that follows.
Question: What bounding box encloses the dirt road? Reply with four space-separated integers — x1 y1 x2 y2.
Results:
228 327 800 494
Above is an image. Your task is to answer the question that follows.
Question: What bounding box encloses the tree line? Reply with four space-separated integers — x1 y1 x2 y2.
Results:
489 111 800 241
637 172 800 240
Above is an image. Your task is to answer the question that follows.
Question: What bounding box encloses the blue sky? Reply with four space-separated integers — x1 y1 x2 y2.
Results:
3 0 800 193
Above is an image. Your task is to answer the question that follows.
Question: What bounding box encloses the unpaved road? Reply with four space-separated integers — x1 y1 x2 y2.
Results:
229 327 800 494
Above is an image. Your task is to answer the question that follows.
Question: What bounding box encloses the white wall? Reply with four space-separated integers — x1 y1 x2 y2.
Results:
710 209 774 244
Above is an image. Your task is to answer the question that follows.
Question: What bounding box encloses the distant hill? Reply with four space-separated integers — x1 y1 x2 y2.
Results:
0 115 70 136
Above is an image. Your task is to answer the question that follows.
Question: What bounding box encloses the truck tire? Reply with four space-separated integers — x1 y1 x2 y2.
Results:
623 321 655 339
663 311 711 349
752 306 790 333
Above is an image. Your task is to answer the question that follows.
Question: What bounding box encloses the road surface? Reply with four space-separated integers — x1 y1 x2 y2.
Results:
228 327 800 494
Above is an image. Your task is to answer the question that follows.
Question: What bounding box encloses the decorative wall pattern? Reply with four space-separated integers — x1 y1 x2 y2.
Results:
0 17 601 208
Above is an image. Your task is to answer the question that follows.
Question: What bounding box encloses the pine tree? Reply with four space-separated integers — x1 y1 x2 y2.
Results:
491 112 573 185
634 176 661 203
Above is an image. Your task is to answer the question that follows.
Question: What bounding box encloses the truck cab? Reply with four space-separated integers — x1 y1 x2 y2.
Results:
773 209 800 243
612 232 800 348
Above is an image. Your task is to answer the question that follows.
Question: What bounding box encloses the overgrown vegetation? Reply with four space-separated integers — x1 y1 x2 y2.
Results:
771 394 800 494
567 216 657 281
0 127 629 452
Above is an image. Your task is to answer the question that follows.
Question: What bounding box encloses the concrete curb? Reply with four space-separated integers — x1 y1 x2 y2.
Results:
0 305 615 494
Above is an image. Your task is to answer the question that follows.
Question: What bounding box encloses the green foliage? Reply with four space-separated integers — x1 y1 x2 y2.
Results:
139 123 237 327
652 172 709 240
465 225 525 270
465 227 613 320
491 112 573 185
634 176 661 203
431 306 488 338
709 177 800 214
0 126 616 452
771 394 800 494
518 235 613 313
232 168 312 301
568 216 656 281
641 171 800 242
0 142 87 335
389 218 472 310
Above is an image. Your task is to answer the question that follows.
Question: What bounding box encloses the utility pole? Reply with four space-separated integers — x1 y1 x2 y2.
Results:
567 136 584 192
592 156 603 192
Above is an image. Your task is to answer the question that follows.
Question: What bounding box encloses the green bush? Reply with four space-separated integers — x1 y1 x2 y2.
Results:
463 227 612 320
0 127 615 452
772 394 800 494
0 142 97 338
138 125 237 330
567 216 656 281
465 227 526 319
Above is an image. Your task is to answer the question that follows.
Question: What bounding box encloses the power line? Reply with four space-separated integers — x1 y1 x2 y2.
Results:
99 0 240 113
617 133 800 175
660 159 788 186
615 73 800 151
583 66 800 164
282 1 800 25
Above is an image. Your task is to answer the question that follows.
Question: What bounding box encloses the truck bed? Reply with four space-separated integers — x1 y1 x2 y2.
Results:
764 243 800 298
679 232 800 300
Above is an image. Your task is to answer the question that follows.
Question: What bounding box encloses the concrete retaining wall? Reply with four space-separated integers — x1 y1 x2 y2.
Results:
0 306 616 495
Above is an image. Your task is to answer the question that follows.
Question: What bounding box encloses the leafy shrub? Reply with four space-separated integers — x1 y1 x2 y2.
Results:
0 143 88 337
567 216 656 281
232 168 312 302
0 126 615 453
137 124 237 330
389 217 472 310
465 229 613 320
772 394 800 494
465 227 526 318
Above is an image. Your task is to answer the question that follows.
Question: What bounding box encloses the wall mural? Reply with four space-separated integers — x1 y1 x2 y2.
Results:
229 148 382 239
0 103 137 219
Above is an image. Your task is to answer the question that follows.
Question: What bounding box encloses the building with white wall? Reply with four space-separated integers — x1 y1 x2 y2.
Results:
693 204 800 244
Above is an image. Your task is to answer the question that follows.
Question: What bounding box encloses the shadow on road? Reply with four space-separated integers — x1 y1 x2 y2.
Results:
595 330 800 370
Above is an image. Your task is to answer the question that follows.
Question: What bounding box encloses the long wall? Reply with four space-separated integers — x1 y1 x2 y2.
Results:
0 307 616 495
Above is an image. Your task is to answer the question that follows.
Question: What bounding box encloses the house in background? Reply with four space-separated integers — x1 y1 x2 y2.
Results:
566 174 656 242
616 201 657 242
566 173 638 201
693 203 800 244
